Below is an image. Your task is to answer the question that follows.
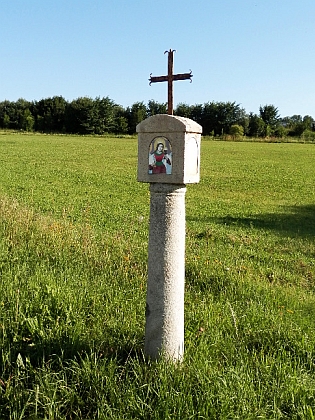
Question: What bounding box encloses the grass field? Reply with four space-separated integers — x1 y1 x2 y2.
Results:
0 133 315 419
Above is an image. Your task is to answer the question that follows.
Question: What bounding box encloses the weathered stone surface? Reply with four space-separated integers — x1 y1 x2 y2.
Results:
137 114 202 134
144 183 186 361
137 114 202 185
137 114 202 362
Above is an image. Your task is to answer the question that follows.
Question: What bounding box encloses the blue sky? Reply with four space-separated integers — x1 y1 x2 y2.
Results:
1 0 314 118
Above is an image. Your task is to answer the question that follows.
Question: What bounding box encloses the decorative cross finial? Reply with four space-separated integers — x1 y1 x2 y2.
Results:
149 49 193 115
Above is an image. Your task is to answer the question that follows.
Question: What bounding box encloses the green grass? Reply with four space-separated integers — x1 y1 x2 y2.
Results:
1 133 315 419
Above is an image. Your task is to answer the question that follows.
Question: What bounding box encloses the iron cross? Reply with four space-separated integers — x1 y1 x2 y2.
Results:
149 49 193 115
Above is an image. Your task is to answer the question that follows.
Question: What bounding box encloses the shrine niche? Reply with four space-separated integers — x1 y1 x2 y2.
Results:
148 137 172 175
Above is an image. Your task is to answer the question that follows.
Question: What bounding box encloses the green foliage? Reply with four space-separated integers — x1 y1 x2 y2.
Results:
33 96 67 132
147 99 167 117
174 102 192 118
2 113 10 128
21 109 34 131
281 114 315 138
66 96 97 134
248 112 265 137
114 115 129 134
175 101 247 136
0 134 315 418
259 104 280 129
255 105 282 137
125 101 148 134
229 124 244 138
0 97 314 140
273 125 286 138
302 129 315 141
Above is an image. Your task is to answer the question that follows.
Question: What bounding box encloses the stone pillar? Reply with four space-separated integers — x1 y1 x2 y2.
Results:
145 183 186 361
136 114 202 362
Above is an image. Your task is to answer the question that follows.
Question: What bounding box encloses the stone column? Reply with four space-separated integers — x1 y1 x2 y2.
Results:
136 114 202 362
144 183 186 361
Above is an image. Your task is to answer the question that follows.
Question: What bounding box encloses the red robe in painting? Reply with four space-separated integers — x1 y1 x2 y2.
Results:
149 151 172 174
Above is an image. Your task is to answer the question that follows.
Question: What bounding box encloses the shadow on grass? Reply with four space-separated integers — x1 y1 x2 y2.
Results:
189 205 315 238
0 332 145 419
4 328 144 371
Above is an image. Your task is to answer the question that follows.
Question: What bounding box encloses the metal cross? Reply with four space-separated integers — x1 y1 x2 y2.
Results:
149 49 193 115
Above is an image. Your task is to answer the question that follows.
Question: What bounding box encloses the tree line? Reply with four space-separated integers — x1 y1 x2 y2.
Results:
0 96 314 138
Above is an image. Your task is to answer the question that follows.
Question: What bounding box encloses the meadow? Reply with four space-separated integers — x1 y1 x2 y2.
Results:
0 132 315 419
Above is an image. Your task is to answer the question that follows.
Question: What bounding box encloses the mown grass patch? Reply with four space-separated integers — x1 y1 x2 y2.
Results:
0 134 315 419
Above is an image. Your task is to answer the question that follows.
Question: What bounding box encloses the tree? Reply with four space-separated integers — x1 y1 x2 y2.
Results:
248 113 265 137
0 98 34 131
33 96 67 132
280 114 314 137
2 113 10 128
281 115 302 127
0 101 13 128
273 125 286 138
174 103 192 119
259 104 280 134
126 102 147 134
21 109 34 131
147 100 167 117
1 95 314 139
93 96 117 134
302 129 315 141
190 104 203 125
229 124 244 138
302 115 314 131
50 96 67 132
113 105 129 134
65 97 96 134
199 102 217 135
200 101 246 136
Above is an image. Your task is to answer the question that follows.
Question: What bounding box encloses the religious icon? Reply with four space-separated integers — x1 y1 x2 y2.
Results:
148 136 172 175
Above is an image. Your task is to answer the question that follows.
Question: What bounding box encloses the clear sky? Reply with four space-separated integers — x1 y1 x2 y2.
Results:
1 0 314 118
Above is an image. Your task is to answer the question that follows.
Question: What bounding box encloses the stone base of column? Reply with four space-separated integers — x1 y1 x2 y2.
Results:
144 183 186 361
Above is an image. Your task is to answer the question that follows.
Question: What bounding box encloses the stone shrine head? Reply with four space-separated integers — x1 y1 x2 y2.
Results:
137 114 202 185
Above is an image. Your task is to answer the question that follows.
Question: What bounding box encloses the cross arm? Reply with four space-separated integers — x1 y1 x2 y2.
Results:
173 72 193 82
149 74 169 85
149 72 193 85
